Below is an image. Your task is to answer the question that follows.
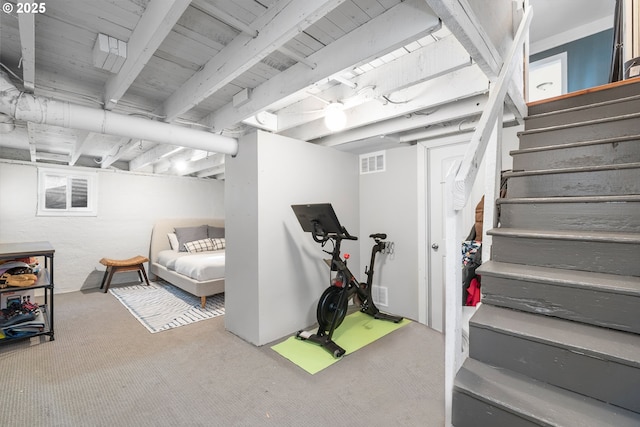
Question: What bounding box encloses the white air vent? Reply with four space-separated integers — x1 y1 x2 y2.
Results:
372 285 388 307
360 150 385 174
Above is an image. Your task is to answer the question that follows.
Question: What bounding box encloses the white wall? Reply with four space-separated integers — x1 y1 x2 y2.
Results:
0 161 224 293
359 146 419 320
355 125 520 326
225 130 358 346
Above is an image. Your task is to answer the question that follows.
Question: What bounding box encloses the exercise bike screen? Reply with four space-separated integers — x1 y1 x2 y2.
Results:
291 203 343 234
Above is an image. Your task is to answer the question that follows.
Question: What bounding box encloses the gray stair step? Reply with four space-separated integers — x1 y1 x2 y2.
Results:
504 162 640 198
477 260 640 333
525 94 640 130
518 113 640 150
453 358 640 427
488 228 640 276
511 136 640 170
528 78 640 115
497 195 640 233
468 305 640 413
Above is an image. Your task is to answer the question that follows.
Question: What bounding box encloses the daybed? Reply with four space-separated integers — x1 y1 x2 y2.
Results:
149 218 225 308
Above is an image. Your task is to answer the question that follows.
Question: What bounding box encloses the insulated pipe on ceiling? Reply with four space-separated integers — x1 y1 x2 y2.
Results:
0 73 238 156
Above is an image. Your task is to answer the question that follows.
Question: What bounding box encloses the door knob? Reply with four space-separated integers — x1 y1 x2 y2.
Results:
431 243 439 250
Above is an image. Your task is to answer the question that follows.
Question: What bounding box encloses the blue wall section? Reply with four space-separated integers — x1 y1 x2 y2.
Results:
531 29 614 92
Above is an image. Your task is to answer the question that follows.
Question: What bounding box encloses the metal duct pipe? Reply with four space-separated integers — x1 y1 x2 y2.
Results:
0 73 238 156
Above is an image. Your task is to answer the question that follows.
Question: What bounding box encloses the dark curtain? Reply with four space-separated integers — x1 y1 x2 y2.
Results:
609 0 624 82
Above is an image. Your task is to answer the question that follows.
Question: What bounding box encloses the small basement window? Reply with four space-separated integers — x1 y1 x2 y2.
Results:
37 168 97 216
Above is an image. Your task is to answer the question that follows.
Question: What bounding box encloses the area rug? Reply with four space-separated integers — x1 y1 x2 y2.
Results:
271 311 410 374
109 281 224 333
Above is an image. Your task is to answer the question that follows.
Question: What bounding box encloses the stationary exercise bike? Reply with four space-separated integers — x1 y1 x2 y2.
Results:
292 203 403 358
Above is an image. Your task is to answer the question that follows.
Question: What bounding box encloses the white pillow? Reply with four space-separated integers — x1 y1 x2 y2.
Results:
167 233 180 251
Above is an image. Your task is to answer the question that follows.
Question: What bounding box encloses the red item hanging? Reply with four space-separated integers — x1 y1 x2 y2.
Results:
466 277 481 306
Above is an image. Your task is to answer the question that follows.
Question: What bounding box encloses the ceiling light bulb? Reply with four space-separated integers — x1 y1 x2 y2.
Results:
324 102 346 131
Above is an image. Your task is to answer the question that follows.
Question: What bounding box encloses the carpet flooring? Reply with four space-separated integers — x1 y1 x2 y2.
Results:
0 286 444 426
109 281 224 333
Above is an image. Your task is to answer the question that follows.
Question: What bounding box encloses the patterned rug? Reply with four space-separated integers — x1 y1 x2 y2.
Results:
109 281 224 333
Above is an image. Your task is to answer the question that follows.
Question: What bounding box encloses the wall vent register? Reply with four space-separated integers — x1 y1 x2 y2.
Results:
360 150 386 174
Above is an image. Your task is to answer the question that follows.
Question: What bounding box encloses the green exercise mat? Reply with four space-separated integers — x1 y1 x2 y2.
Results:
271 311 410 374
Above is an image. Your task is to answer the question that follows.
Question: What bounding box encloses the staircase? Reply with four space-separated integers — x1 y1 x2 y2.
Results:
452 79 640 426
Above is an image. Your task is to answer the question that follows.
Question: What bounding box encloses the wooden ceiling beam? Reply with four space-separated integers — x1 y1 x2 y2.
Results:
70 131 91 165
196 165 225 179
203 0 440 131
314 93 488 147
35 152 71 163
103 0 192 110
192 0 259 37
26 122 37 162
128 143 183 171
161 0 347 121
17 13 35 92
275 34 471 132
423 0 527 120
100 138 138 169
177 152 225 176
282 63 488 141
153 148 200 174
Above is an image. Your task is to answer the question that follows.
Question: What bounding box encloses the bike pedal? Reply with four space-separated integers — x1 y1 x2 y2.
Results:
297 330 313 339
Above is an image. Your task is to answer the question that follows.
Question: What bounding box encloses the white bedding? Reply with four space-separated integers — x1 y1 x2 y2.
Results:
157 250 225 282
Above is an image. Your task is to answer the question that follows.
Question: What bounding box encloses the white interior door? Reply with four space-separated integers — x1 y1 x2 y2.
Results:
426 142 468 332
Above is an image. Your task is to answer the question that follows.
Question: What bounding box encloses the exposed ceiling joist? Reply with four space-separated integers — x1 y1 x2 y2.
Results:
129 143 183 171
70 131 91 165
277 46 316 69
161 0 348 121
36 152 71 163
177 153 225 176
423 0 528 120
192 0 259 37
203 0 441 131
17 12 35 92
284 65 488 141
197 165 225 179
275 34 471 132
103 0 192 110
27 122 37 162
100 138 138 169
153 148 198 174
315 93 488 147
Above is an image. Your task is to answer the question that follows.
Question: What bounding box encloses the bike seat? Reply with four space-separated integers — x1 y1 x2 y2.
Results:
369 233 387 240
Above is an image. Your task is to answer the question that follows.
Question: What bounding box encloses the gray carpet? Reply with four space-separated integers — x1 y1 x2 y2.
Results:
0 284 444 426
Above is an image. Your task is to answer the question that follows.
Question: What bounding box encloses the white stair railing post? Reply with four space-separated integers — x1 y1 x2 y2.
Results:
443 6 531 426
444 160 463 427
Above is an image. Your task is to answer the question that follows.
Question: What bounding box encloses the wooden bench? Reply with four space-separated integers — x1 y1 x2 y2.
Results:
99 256 150 293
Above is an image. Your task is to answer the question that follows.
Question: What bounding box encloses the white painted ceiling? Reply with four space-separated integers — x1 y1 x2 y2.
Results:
529 0 615 46
0 0 615 178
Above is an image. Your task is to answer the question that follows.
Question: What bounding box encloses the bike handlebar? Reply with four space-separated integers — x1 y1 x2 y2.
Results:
341 229 358 241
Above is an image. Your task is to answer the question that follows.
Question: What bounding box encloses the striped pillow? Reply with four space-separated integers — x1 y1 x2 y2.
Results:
184 238 215 253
